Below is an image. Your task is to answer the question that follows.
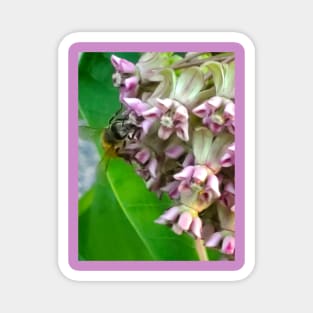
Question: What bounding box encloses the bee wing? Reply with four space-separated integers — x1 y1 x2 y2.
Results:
79 126 103 144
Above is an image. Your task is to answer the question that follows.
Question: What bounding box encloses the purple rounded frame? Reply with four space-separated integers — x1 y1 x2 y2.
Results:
68 42 245 271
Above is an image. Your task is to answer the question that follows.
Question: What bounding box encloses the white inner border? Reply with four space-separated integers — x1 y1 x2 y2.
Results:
58 32 255 281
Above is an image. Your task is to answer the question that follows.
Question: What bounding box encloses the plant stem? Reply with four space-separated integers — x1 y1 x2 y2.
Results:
195 238 209 261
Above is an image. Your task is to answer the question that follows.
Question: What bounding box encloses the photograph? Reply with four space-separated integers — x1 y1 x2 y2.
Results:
78 50 236 262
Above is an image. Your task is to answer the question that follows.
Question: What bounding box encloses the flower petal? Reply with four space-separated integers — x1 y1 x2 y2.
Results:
206 174 221 198
141 119 154 134
111 55 135 73
165 145 185 159
192 165 208 184
205 232 223 247
221 62 235 99
148 158 158 177
155 206 181 224
209 122 224 134
227 121 235 135
123 76 139 91
142 106 162 119
225 181 235 194
202 115 211 127
192 127 214 165
137 52 173 82
177 211 193 231
177 180 192 193
173 105 189 123
172 223 183 235
224 99 235 119
220 152 233 167
160 181 180 199
201 62 234 98
192 102 210 118
119 86 136 101
156 98 173 113
207 96 224 110
182 153 194 167
158 126 174 140
173 165 194 181
123 97 148 116
206 133 234 170
149 69 176 99
176 123 189 141
174 67 204 107
135 148 150 164
221 236 235 255
190 217 202 238
220 143 235 167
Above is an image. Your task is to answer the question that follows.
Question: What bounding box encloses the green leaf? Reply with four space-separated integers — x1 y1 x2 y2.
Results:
79 158 199 260
78 186 94 216
106 159 199 260
79 177 153 260
206 248 223 260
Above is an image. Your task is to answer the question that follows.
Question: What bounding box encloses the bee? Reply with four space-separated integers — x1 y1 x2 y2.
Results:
79 108 140 173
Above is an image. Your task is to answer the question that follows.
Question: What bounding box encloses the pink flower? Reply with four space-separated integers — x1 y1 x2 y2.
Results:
173 165 220 198
165 145 185 159
219 180 235 212
132 146 158 178
192 96 235 134
192 127 234 172
220 143 235 167
221 236 235 255
205 232 223 247
111 55 136 73
155 206 202 238
160 180 180 199
198 174 221 204
155 206 181 224
142 98 189 141
119 76 139 100
111 55 139 102
205 232 235 255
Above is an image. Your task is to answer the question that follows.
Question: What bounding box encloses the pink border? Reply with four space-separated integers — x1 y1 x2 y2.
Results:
68 42 245 271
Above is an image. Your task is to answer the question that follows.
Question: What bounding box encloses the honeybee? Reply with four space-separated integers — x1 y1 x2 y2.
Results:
79 109 140 173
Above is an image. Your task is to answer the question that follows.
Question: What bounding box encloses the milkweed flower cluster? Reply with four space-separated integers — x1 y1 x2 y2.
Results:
111 52 236 258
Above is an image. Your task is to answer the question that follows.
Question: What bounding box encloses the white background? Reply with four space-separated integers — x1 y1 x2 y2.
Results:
1 0 312 312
